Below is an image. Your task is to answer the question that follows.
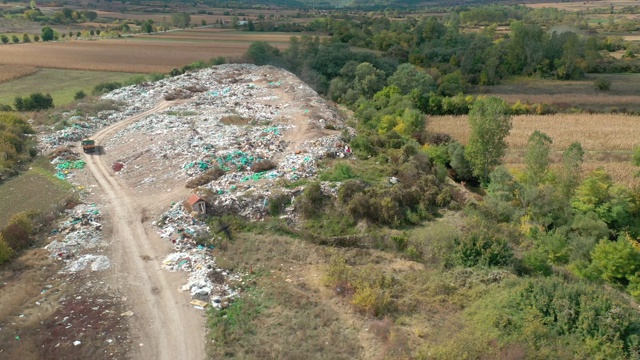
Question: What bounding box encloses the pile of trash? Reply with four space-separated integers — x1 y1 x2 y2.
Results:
155 202 242 309
96 64 351 218
45 203 110 274
162 250 242 309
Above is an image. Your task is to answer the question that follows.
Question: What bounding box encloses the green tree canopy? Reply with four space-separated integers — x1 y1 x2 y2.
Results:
465 97 512 184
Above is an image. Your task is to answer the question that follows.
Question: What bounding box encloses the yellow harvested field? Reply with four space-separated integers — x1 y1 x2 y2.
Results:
0 65 38 83
428 114 640 150
0 39 254 73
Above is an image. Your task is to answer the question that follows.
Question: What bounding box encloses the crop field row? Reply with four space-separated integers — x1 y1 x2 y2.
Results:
0 65 38 84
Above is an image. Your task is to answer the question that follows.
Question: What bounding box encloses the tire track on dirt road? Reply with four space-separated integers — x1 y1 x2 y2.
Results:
84 101 204 360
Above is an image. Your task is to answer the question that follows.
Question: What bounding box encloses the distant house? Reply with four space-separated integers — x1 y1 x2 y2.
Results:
185 194 207 215
237 20 248 26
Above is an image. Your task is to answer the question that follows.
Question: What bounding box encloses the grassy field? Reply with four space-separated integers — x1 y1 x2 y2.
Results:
0 29 295 73
428 113 640 186
0 68 140 106
0 158 74 228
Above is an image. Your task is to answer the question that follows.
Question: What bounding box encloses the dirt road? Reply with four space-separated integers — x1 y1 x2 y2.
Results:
84 101 205 360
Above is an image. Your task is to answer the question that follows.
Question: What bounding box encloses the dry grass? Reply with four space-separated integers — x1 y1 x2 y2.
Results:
428 113 640 151
137 29 302 44
0 65 38 84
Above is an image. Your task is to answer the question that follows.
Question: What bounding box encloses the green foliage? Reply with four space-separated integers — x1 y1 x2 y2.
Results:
387 63 436 95
207 288 263 347
123 75 147 86
423 144 448 166
73 90 86 100
557 142 584 198
92 81 122 95
0 212 33 251
171 12 191 28
0 112 36 173
247 41 281 66
467 276 640 358
148 73 165 82
594 78 612 91
14 92 53 111
524 130 552 186
41 26 53 41
451 230 513 268
583 236 640 286
0 234 13 264
267 193 291 216
319 163 356 182
571 168 634 232
0 35 8 44
447 142 474 182
465 97 512 185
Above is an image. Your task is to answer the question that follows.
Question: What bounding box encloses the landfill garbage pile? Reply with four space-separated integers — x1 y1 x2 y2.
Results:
155 202 242 309
97 64 351 219
45 203 110 273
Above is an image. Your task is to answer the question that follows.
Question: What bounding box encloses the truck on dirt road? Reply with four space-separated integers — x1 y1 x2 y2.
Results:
82 139 97 154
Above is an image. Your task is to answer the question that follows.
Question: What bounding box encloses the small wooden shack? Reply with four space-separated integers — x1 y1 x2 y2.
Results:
185 194 207 215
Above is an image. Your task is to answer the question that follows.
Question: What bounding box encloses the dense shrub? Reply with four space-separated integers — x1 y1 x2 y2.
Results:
92 82 122 95
74 90 86 100
468 277 640 358
451 230 513 267
14 92 54 111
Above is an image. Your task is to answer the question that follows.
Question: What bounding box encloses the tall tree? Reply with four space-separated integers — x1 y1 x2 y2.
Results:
558 142 584 197
465 97 512 184
524 130 552 186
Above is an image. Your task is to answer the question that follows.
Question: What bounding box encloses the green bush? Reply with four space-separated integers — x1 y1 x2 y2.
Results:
74 90 86 100
92 81 122 95
14 92 54 111
452 230 513 268
467 276 640 358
